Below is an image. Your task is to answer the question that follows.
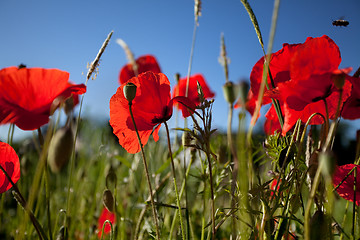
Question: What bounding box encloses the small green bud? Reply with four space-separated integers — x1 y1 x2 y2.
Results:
238 80 249 106
48 127 74 173
103 189 115 212
106 168 117 189
182 131 192 146
123 82 137 102
222 81 237 104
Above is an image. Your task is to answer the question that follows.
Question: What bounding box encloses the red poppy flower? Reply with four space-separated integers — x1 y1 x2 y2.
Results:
341 75 360 119
243 35 352 135
0 142 20 193
172 74 215 112
264 105 282 135
333 164 360 205
110 71 196 154
118 55 161 84
97 207 116 238
0 66 86 131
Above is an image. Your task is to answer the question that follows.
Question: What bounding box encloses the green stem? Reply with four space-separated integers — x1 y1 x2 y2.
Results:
128 102 160 240
352 166 357 239
0 164 48 240
164 122 186 240
206 141 216 238
304 158 324 240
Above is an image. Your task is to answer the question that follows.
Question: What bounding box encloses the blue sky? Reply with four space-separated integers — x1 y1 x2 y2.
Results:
1 0 360 140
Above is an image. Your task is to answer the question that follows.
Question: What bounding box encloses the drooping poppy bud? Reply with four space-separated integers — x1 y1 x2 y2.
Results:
332 71 346 90
222 81 237 104
103 189 115 212
48 127 74 173
123 82 137 103
238 80 249 106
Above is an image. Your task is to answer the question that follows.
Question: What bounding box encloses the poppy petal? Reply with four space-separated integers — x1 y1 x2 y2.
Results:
119 55 161 84
97 207 116 238
172 74 214 113
0 67 86 130
333 164 360 206
0 142 20 193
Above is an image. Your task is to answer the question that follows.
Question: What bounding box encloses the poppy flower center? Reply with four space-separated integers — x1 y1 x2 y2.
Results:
311 85 333 103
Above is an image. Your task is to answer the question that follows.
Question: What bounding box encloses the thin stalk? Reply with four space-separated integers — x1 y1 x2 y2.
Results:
228 103 239 238
18 120 53 240
352 166 357 239
65 31 113 233
304 158 324 240
169 149 195 239
243 0 282 139
185 22 198 98
128 102 160 240
0 164 48 240
38 128 53 240
164 122 186 240
7 123 15 145
205 141 216 238
340 201 350 240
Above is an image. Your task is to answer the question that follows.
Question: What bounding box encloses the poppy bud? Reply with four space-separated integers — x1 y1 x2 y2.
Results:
123 82 137 102
238 80 249 106
48 127 74 173
332 72 346 89
222 81 237 104
64 96 76 115
106 168 117 189
182 131 192 146
197 81 205 103
103 189 115 212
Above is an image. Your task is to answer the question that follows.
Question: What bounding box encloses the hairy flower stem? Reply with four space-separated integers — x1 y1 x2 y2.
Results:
7 123 15 145
203 139 216 238
169 150 196 239
304 160 323 240
352 166 357 239
227 103 239 238
128 102 161 240
0 164 48 240
38 128 53 240
164 122 186 240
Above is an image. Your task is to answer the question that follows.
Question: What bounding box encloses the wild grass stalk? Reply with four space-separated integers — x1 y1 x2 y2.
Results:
128 101 161 240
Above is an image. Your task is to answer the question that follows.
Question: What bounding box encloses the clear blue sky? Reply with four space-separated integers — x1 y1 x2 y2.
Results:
1 0 359 140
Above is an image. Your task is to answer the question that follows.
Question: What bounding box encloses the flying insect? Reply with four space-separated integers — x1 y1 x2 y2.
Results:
332 19 349 27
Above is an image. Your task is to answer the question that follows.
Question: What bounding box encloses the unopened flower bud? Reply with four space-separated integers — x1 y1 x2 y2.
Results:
238 80 249 106
332 72 346 89
103 189 115 212
123 82 137 102
197 81 205 103
48 127 74 173
64 96 76 115
182 131 192 146
222 81 237 104
106 168 117 189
